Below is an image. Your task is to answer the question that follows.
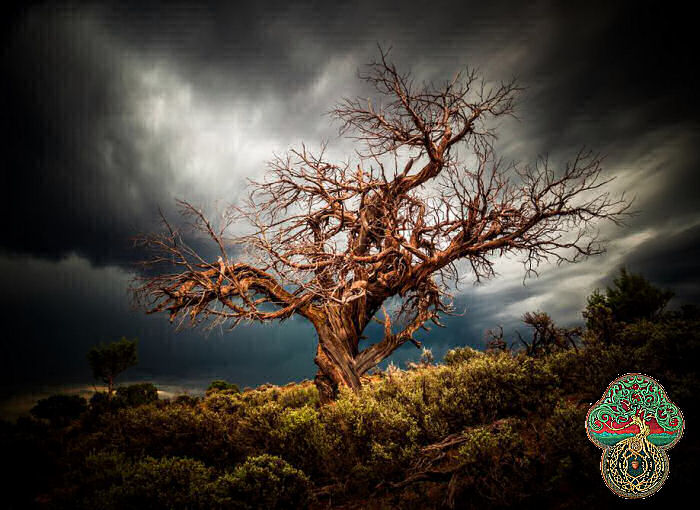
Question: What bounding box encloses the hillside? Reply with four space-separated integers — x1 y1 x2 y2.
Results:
2 275 697 509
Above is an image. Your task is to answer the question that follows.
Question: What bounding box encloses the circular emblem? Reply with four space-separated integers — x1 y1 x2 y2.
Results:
585 373 684 499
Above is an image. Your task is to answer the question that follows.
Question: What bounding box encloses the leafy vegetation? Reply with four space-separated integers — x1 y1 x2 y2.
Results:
115 382 159 408
30 395 87 427
2 269 697 508
86 337 138 396
207 380 241 395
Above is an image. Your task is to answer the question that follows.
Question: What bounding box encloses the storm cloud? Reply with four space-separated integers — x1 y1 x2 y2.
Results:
2 1 699 402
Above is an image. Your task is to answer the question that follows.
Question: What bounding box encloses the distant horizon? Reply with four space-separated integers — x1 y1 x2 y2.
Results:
1 378 211 423
4 271 697 422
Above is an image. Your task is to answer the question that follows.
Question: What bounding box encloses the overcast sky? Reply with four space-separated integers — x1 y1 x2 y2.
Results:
2 1 699 402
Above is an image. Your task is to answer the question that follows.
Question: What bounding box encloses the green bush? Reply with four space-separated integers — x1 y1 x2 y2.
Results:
322 383 423 490
206 380 241 395
452 419 531 505
584 268 674 342
173 394 201 407
85 403 244 469
203 390 246 414
443 346 484 365
30 394 87 427
116 383 159 408
216 454 313 510
88 391 112 414
270 405 332 478
96 456 221 509
537 399 601 498
276 382 320 409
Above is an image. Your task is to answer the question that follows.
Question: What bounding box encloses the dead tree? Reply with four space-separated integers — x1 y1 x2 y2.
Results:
131 50 630 403
516 311 582 357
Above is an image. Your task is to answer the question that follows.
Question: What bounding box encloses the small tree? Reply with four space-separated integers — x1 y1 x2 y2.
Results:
583 268 674 343
582 289 616 344
516 311 581 357
87 337 138 397
604 267 673 323
133 50 630 402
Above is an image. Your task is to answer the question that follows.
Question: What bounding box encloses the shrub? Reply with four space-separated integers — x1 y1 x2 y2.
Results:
173 394 201 407
271 405 331 478
96 456 220 509
276 381 320 409
30 394 87 427
203 390 246 415
322 385 422 488
56 450 131 508
451 419 531 506
217 454 313 510
583 268 674 342
86 403 243 468
444 346 483 365
87 390 119 417
537 399 601 498
116 383 159 408
206 380 241 395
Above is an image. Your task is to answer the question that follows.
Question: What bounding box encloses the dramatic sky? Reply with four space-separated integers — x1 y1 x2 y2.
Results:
2 1 699 406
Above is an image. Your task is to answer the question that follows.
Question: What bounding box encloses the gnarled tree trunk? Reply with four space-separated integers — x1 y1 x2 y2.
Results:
311 306 365 403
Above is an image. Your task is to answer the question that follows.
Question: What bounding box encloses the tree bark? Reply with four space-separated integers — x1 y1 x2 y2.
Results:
312 308 364 403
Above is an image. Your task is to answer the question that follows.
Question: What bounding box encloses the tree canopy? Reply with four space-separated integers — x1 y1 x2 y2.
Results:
30 394 87 427
583 268 674 343
87 337 138 396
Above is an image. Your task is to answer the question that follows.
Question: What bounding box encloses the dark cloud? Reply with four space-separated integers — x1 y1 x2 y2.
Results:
622 224 700 304
0 253 318 391
1 1 699 400
5 1 696 266
2 5 168 266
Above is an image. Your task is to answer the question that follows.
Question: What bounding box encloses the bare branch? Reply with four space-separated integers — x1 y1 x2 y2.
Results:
132 50 630 402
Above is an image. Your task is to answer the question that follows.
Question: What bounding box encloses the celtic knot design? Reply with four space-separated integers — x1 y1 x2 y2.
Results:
586 373 684 499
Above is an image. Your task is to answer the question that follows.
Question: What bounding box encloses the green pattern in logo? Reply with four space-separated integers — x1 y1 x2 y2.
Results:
586 373 684 499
